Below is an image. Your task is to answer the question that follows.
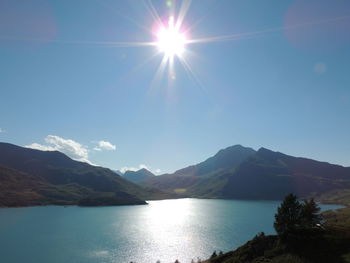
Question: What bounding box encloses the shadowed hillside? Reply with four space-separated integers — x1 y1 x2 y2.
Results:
0 142 175 207
142 145 256 194
203 193 350 263
142 146 350 200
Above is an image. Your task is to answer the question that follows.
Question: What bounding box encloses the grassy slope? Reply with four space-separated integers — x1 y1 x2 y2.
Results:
143 148 350 201
142 145 256 195
203 190 350 263
204 230 350 263
0 143 177 207
0 163 177 207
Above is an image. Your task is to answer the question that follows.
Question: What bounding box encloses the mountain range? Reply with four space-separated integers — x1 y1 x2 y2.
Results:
135 145 350 200
0 142 174 207
1 142 350 207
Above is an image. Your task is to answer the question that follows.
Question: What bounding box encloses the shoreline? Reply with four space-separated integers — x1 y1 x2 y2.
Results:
1 197 347 210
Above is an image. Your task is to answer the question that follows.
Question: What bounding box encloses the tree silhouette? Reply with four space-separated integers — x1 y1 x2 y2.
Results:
274 194 323 237
301 198 322 228
274 193 302 236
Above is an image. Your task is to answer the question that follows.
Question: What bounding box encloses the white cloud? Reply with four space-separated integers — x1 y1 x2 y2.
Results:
314 63 327 74
26 143 56 151
0 128 2 133
120 164 161 175
94 140 116 151
26 135 92 164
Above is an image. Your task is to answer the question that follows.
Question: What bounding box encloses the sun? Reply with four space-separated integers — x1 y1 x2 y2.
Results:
156 16 187 58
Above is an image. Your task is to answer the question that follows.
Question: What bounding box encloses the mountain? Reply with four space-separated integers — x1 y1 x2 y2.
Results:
172 144 256 177
142 145 350 200
189 147 350 199
142 145 256 194
0 142 174 207
114 170 123 176
123 168 155 183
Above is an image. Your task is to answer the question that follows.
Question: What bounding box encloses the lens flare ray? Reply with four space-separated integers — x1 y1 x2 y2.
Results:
187 14 350 45
2 1 349 91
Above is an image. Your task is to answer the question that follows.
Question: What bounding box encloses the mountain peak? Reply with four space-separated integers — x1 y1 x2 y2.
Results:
138 168 151 173
169 144 256 177
123 168 155 183
216 144 255 155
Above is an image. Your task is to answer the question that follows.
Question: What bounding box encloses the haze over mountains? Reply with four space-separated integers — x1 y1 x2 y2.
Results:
122 168 156 183
1 142 350 207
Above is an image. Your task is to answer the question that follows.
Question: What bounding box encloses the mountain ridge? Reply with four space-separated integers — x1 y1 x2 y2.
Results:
0 142 175 207
142 145 256 194
141 145 350 200
122 168 156 183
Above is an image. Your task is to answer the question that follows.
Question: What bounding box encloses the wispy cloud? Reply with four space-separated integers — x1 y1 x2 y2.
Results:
93 140 116 151
120 164 161 175
26 142 56 151
26 135 92 164
0 128 3 133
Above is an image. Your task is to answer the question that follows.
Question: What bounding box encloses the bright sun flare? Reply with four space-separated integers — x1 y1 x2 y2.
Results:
156 17 187 58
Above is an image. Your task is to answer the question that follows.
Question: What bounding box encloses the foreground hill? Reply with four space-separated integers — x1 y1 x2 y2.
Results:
203 229 350 263
203 192 350 263
142 146 350 200
122 168 156 183
0 142 174 207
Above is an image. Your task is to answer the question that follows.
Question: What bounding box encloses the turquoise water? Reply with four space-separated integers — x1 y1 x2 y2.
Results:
0 198 342 263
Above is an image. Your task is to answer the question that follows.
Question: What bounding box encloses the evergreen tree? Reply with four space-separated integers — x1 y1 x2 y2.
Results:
301 198 322 228
274 193 302 236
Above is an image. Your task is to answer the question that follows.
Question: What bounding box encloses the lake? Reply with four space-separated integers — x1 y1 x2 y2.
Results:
0 198 342 263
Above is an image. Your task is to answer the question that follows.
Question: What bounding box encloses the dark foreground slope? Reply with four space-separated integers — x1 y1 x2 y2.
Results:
0 142 174 207
204 193 350 263
204 229 350 263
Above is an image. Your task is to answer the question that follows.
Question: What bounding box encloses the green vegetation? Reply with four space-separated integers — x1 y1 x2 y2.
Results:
141 146 350 201
203 194 350 263
0 142 176 207
274 194 321 237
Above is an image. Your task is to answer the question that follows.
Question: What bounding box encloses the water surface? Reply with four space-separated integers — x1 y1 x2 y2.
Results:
0 198 342 263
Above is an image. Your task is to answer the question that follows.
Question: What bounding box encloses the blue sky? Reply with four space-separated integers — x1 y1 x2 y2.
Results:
1 0 350 173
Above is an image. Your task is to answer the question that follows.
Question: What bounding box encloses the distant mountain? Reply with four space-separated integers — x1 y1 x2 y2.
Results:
123 168 155 183
0 142 174 207
114 170 123 176
142 145 350 200
142 145 256 193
